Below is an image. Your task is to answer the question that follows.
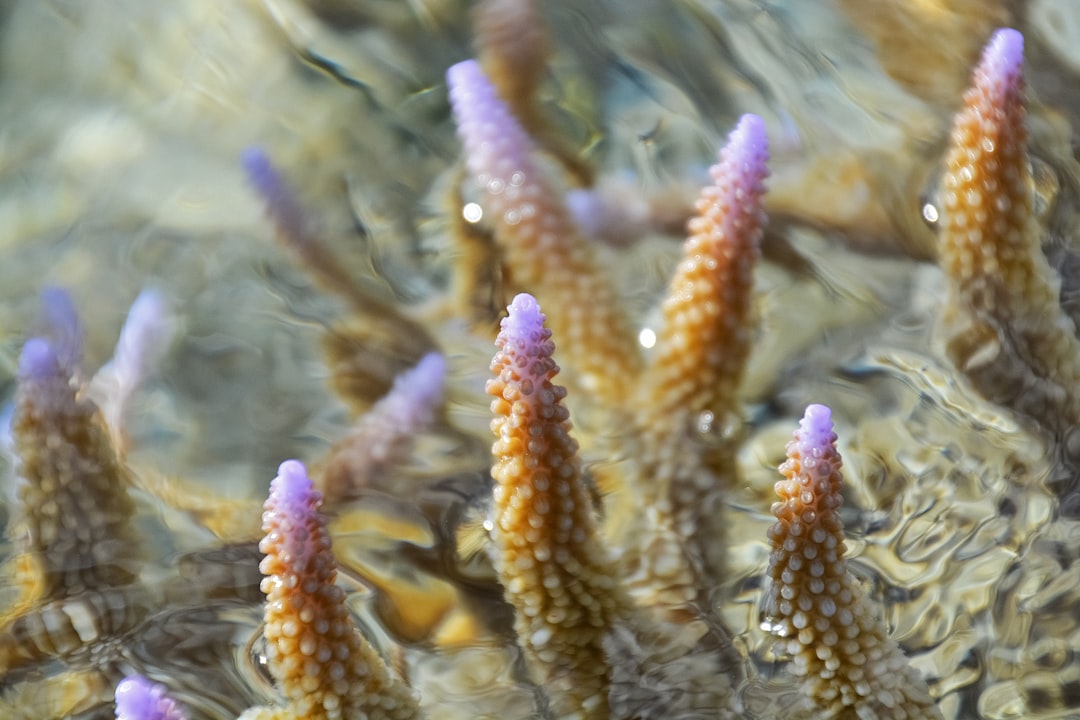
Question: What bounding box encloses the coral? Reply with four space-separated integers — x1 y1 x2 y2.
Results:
319 352 446 503
486 292 633 718
1 291 142 668
89 287 177 451
0 290 165 719
486 293 741 718
114 674 190 720
246 459 422 720
447 59 640 406
764 404 940 719
624 113 769 598
838 0 1012 105
472 0 547 134
243 146 437 411
5 4 1079 718
938 28 1080 436
471 0 593 187
641 113 769 427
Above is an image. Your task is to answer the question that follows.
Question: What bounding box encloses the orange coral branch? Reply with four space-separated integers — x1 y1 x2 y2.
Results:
448 60 640 407
764 405 940 719
487 293 633 718
939 28 1080 432
252 460 422 720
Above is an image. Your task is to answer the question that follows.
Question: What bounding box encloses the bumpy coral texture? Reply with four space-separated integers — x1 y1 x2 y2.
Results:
939 28 1080 432
765 404 940 719
448 59 640 406
643 112 769 428
1 291 143 676
114 674 189 720
623 113 770 601
486 293 633 719
253 460 422 720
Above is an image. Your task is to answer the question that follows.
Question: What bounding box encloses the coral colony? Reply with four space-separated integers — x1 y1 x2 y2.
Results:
0 14 1074 720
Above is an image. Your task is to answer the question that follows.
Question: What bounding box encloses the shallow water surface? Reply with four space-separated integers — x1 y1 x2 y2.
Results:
4 1 1080 718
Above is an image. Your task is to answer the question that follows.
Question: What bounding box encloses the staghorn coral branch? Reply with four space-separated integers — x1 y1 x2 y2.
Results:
764 404 940 719
471 0 593 187
114 675 189 720
610 115 769 608
242 148 437 411
486 293 633 719
1 293 147 676
642 113 768 429
242 146 376 309
90 288 178 453
472 0 548 131
938 28 1080 433
448 60 641 407
10 312 139 598
249 460 423 720
319 352 445 503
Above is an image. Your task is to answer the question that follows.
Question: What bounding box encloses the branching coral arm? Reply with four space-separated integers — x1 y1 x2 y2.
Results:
449 60 641 406
764 405 941 719
319 352 446 503
487 293 634 719
247 460 423 720
619 114 769 602
939 28 1080 434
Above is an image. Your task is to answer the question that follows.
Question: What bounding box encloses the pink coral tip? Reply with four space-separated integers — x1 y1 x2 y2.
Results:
114 675 188 720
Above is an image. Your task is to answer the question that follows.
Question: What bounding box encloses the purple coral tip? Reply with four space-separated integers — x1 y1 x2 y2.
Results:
986 28 1023 69
498 293 547 350
271 459 316 512
241 147 277 195
115 288 175 371
124 288 171 340
798 404 835 452
399 352 447 408
446 59 491 104
719 114 770 186
980 28 1023 86
17 338 59 383
242 147 308 243
39 286 83 371
114 674 187 720
264 459 324 570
